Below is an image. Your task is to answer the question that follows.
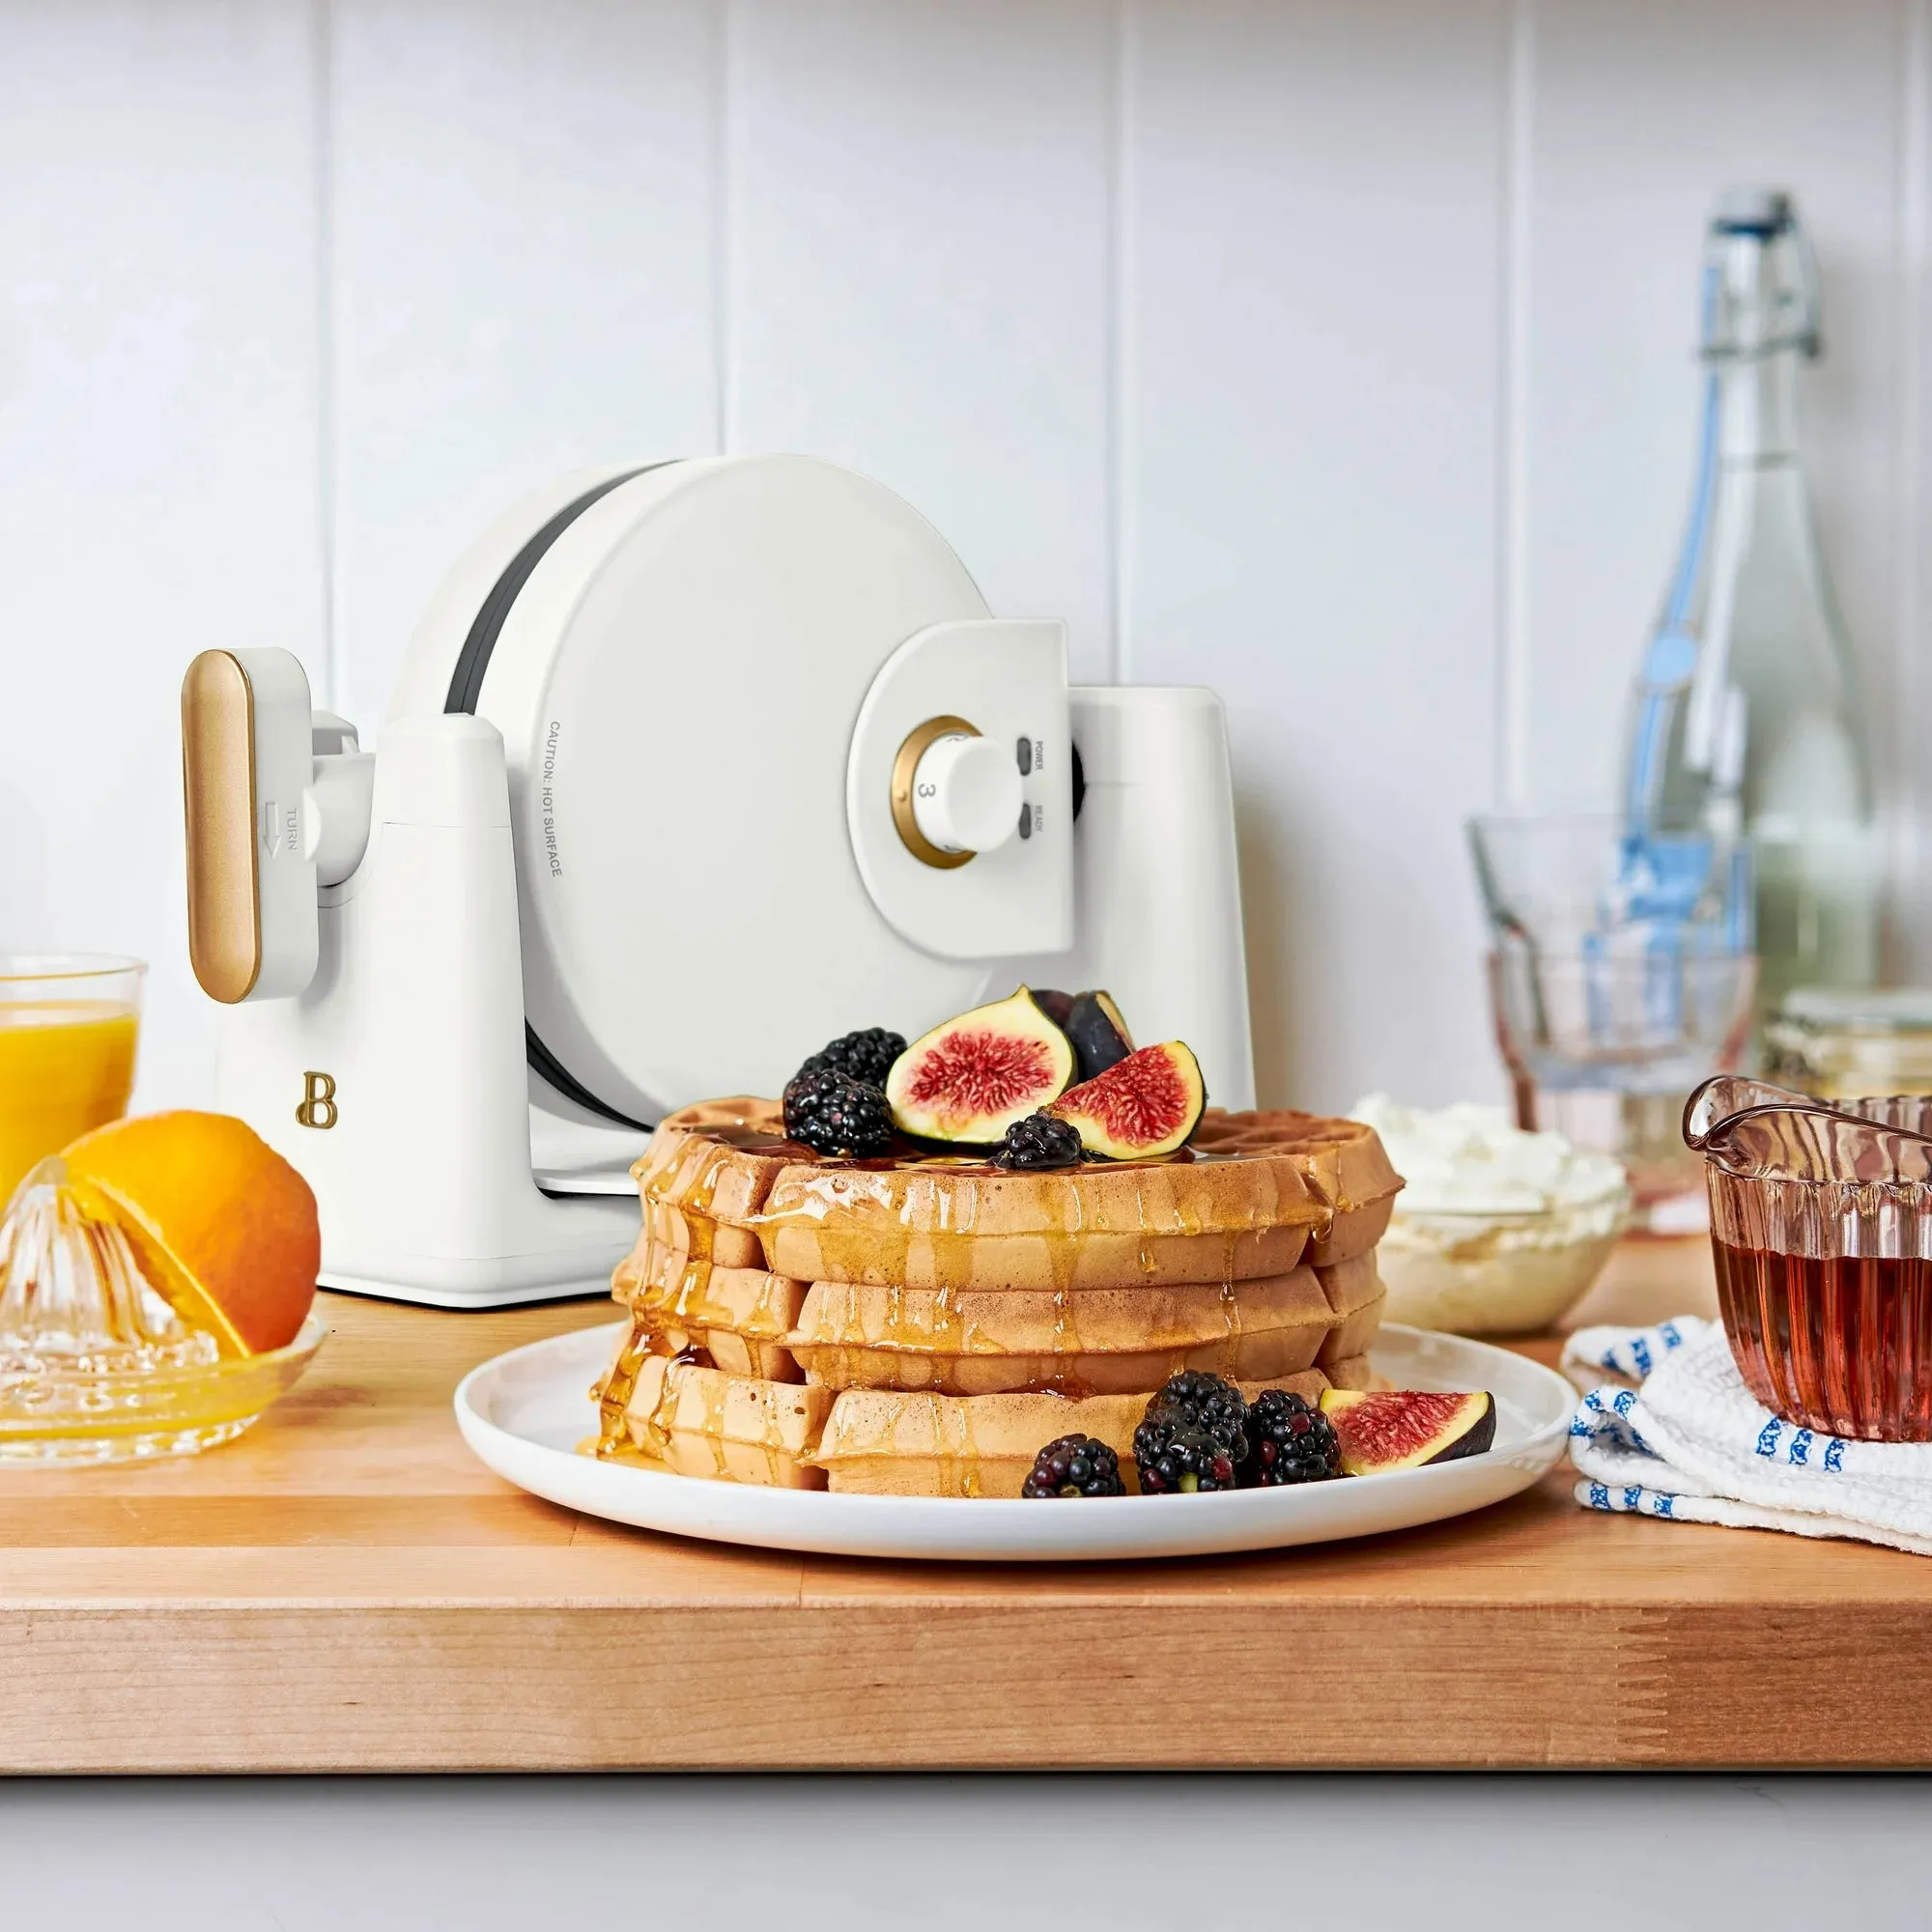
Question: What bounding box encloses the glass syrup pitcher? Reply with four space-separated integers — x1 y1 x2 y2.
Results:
1685 1075 1932 1439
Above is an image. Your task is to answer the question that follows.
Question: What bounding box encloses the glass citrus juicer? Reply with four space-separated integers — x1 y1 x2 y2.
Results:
1685 1075 1932 1440
0 955 322 1461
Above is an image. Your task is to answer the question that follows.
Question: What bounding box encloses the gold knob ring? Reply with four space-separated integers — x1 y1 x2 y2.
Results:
891 715 979 870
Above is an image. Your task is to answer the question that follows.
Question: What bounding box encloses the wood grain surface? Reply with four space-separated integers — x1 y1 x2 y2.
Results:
1 1240 1927 1773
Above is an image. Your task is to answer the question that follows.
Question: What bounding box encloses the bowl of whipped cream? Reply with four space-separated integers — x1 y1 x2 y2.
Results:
1349 1095 1632 1336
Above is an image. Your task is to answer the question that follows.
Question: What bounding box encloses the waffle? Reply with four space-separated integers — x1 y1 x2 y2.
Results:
641 1201 763 1272
630 1100 1397 1293
1313 1251 1387 1367
613 1231 807 1382
785 1268 1337 1396
1189 1111 1404 1267
595 1340 832 1489
813 1368 1368 1498
590 1321 1383 1495
630 1097 792 1273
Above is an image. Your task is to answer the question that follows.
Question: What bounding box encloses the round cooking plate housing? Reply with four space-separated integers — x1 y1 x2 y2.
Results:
393 455 1001 1124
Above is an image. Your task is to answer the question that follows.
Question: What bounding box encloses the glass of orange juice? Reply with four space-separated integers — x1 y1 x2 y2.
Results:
0 954 144 1206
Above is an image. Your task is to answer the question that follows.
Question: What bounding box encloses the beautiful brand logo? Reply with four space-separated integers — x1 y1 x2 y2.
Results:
297 1069 338 1130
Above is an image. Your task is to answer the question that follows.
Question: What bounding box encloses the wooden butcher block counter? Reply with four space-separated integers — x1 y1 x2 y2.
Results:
1 1240 1927 1773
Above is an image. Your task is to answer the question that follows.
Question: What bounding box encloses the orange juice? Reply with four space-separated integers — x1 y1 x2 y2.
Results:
0 1002 139 1204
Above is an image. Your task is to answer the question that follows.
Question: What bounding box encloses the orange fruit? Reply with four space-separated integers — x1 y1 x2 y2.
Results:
61 1111 320 1355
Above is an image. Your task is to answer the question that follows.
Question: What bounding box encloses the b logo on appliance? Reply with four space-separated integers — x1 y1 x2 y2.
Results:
297 1070 338 1129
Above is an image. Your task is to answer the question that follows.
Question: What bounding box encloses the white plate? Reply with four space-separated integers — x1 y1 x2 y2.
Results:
453 1321 1575 1563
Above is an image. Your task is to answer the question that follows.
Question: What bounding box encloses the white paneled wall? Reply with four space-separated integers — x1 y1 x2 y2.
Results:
728 0 1118 678
5 0 1929 1117
328 0 721 718
0 2 326 1108
1129 0 1507 1108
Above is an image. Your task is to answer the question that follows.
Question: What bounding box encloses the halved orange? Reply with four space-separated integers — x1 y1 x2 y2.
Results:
61 1111 320 1355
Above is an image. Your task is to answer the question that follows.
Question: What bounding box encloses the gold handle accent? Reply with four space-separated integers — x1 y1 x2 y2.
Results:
891 715 979 870
182 650 263 1003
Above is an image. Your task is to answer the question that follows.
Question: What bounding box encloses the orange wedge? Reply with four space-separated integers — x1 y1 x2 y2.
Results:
61 1111 320 1355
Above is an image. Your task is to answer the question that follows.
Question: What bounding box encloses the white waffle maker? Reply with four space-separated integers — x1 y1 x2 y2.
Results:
182 455 1253 1307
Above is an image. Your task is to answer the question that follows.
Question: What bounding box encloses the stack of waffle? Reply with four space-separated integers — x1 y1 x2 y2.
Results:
590 1098 1402 1497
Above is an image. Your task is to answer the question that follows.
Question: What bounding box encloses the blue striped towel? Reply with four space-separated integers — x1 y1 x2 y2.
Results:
1562 1317 1932 1556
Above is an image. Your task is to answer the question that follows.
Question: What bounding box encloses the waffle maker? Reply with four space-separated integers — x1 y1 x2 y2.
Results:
181 456 1254 1307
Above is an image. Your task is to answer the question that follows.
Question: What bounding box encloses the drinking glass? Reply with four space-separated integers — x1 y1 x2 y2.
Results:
1468 812 1755 1228
1489 945 1755 1229
1469 810 1748 953
0 954 144 1204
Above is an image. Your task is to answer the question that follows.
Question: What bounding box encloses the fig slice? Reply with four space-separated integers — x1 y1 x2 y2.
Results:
1046 1040 1205 1160
1064 989 1134 1082
885 987 1076 1144
1318 1389 1496 1475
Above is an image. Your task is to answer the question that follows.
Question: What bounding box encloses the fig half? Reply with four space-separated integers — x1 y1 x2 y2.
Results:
1318 1389 1496 1476
1030 988 1076 1027
885 987 1076 1145
1064 989 1134 1082
1046 1040 1205 1160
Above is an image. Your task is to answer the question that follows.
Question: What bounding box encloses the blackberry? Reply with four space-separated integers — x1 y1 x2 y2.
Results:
781 1066 895 1157
794 1026 907 1092
1143 1370 1249 1462
997 1111 1083 1170
1133 1414 1240 1494
1021 1434 1125 1499
1242 1388 1341 1487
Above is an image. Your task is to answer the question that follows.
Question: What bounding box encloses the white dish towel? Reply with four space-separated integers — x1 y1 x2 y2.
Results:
1562 1316 1932 1556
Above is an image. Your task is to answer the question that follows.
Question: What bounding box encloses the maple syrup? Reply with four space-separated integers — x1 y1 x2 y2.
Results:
1713 1237 1932 1441
592 1318 651 1457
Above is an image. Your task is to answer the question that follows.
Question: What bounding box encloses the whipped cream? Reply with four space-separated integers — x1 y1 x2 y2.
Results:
1349 1095 1632 1333
1349 1094 1628 1218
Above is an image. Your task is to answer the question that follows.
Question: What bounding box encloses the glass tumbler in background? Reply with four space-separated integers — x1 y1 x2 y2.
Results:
1489 946 1756 1230
1469 811 1755 1232
1469 810 1749 957
0 955 145 1204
